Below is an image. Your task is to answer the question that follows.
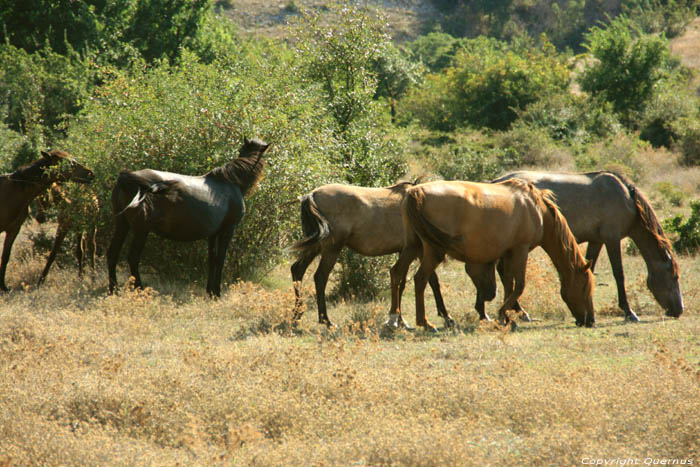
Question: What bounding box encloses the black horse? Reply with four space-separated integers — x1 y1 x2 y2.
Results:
1 150 94 291
107 138 270 296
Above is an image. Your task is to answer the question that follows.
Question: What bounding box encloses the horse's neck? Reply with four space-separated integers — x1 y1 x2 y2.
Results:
628 222 667 273
539 212 578 283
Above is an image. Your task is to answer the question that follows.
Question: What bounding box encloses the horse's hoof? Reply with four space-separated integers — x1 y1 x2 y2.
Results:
479 315 492 322
625 313 640 323
509 321 518 332
444 317 456 328
384 313 412 331
520 311 532 322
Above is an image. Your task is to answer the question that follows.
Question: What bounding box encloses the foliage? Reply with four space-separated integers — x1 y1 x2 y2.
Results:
664 200 700 254
675 118 700 166
371 42 424 121
517 93 622 144
574 132 649 181
578 16 672 121
448 36 571 130
65 50 338 281
0 44 95 141
408 29 463 72
623 0 700 37
0 0 212 66
397 72 456 131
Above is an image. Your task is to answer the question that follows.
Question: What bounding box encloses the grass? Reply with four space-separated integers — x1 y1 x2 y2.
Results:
0 243 698 465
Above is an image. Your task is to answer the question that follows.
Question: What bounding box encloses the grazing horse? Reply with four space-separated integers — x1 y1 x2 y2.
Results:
388 179 595 331
36 184 99 286
481 171 683 321
107 138 269 297
0 150 94 291
289 181 454 328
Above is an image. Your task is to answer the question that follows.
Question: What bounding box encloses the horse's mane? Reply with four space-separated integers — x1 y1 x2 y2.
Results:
388 175 432 193
208 151 267 197
600 171 679 277
503 178 591 280
9 150 69 182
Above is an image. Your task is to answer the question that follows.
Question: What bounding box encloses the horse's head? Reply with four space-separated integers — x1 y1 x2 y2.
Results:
239 137 271 159
41 150 94 184
646 250 683 318
562 261 596 327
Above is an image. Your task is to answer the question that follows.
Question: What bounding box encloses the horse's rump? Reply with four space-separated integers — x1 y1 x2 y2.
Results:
112 171 182 214
403 187 460 254
289 193 331 254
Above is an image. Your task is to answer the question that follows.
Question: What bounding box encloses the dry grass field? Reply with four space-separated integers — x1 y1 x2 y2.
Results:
0 233 698 465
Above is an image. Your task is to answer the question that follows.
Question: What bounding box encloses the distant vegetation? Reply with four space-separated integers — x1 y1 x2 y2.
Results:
2 0 700 294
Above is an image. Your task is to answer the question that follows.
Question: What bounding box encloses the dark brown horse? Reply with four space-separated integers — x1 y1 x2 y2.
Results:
107 138 269 296
388 179 595 331
289 181 454 328
0 150 94 291
479 171 683 321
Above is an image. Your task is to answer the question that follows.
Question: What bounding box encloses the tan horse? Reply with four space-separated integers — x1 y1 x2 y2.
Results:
289 181 454 327
388 179 595 331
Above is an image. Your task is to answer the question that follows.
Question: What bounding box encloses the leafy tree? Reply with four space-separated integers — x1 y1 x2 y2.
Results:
449 36 570 130
372 42 423 122
408 29 462 72
578 16 672 121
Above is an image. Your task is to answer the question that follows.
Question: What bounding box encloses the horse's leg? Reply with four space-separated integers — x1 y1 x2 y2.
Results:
605 239 639 322
291 252 317 320
497 248 528 328
37 218 70 286
313 247 341 327
126 230 148 290
496 258 531 322
585 241 604 273
414 245 443 332
87 226 96 271
210 224 235 298
75 232 85 278
387 243 421 329
0 224 21 292
464 262 496 321
107 215 130 294
206 235 218 297
427 272 454 328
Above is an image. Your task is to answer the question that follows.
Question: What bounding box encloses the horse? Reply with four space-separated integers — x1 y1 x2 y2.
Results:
36 184 99 286
107 138 269 297
387 179 595 331
480 171 683 321
0 150 94 291
289 180 454 328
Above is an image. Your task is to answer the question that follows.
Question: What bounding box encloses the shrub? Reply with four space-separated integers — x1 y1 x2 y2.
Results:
65 51 338 282
675 118 700 166
664 200 700 254
578 16 672 122
448 36 570 130
574 132 648 181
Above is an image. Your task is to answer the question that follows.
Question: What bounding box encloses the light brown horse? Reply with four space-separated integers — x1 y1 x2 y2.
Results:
289 181 454 327
487 171 683 321
0 150 94 291
388 179 595 331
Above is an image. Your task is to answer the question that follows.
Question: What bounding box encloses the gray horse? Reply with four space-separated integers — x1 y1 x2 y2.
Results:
468 171 683 321
107 138 269 297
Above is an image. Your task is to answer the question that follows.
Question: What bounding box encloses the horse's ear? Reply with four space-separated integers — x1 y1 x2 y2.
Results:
262 143 271 153
243 137 250 145
583 260 593 272
41 151 51 159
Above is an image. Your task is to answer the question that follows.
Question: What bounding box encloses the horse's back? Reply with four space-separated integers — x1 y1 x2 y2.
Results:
114 169 244 240
409 181 544 263
494 171 638 242
309 183 407 255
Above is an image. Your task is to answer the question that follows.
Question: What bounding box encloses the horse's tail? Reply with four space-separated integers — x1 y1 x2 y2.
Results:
403 187 457 252
288 193 331 254
111 172 177 216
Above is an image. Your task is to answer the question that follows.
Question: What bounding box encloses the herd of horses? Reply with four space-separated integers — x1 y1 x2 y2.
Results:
0 139 684 330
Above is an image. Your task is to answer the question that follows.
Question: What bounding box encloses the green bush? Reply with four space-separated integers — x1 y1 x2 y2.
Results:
675 118 700 166
578 16 672 122
448 36 570 130
664 200 700 254
65 51 338 282
574 132 648 181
